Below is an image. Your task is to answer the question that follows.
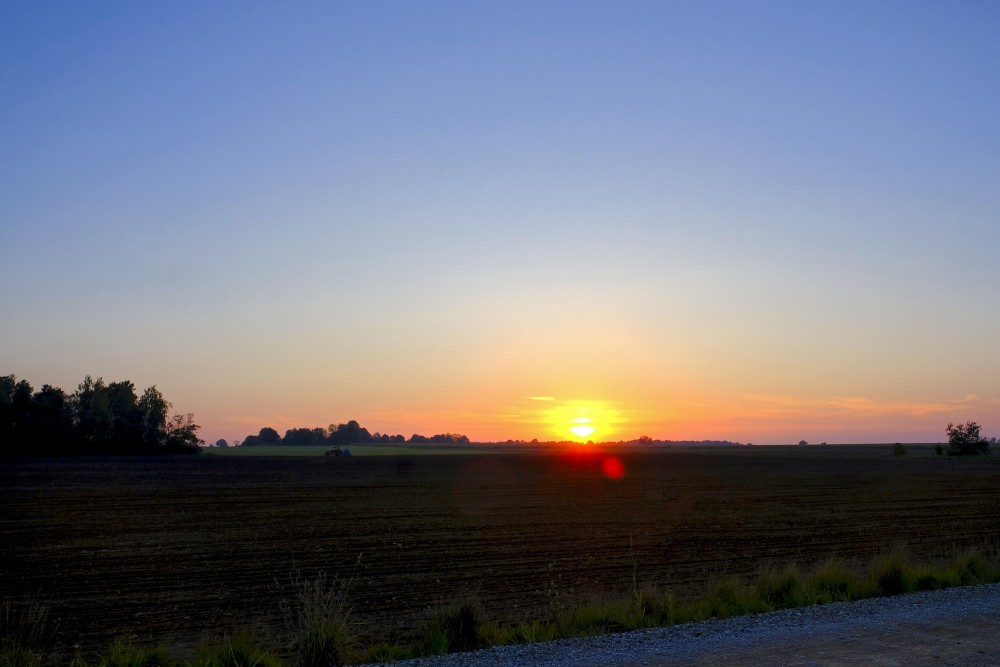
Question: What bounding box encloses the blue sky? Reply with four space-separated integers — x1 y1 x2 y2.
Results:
3 2 999 444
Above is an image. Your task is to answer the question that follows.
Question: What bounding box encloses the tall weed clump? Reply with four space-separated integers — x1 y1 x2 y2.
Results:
421 599 491 655
279 572 355 667
557 598 632 637
193 631 282 667
807 557 857 602
0 644 43 667
951 547 992 585
868 545 910 596
0 593 54 667
633 585 675 626
755 563 806 609
704 575 762 619
97 639 181 667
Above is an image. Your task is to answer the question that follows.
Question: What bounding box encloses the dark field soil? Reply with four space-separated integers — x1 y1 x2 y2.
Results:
3 447 1000 656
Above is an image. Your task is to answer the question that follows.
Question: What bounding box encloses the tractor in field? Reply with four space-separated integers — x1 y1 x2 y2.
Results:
325 446 352 457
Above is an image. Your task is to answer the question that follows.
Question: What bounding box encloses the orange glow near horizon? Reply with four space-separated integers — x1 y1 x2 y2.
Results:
197 386 992 446
198 380 993 446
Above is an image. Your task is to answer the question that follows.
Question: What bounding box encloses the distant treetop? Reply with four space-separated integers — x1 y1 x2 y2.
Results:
238 421 470 446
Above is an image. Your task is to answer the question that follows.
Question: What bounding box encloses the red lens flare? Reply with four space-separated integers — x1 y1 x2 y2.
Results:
601 455 625 480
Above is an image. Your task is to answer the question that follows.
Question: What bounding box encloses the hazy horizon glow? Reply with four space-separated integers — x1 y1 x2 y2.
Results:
3 2 999 445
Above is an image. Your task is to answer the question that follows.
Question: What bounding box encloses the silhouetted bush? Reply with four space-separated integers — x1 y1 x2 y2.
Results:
946 421 992 456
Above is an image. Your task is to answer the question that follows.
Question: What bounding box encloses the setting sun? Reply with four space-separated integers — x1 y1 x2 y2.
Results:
539 401 624 441
570 418 595 439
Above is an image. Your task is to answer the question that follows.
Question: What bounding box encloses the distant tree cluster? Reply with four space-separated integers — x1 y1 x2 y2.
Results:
0 374 203 455
408 433 471 444
622 437 744 447
240 420 469 446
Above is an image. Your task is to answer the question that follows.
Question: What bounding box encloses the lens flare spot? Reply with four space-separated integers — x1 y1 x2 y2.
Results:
601 456 625 480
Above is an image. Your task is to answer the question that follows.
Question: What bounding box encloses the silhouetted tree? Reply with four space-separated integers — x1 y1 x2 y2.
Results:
137 386 170 449
0 374 201 455
241 426 281 446
9 378 34 449
215 439 228 448
72 376 112 451
328 420 372 445
0 375 15 449
164 413 203 451
31 384 74 454
946 421 991 456
283 427 328 445
429 433 470 444
106 380 140 453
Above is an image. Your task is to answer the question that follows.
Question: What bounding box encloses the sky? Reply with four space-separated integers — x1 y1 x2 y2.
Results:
2 1 999 445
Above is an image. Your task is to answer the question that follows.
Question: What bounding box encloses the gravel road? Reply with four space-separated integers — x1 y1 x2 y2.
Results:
364 583 1000 666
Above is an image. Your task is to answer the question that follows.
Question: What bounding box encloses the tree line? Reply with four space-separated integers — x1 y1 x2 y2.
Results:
240 421 470 446
0 374 203 455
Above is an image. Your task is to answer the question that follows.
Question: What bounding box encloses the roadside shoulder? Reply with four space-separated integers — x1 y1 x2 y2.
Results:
363 583 1000 667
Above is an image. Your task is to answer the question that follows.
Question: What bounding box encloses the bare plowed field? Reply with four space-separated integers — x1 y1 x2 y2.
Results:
3 447 1000 656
